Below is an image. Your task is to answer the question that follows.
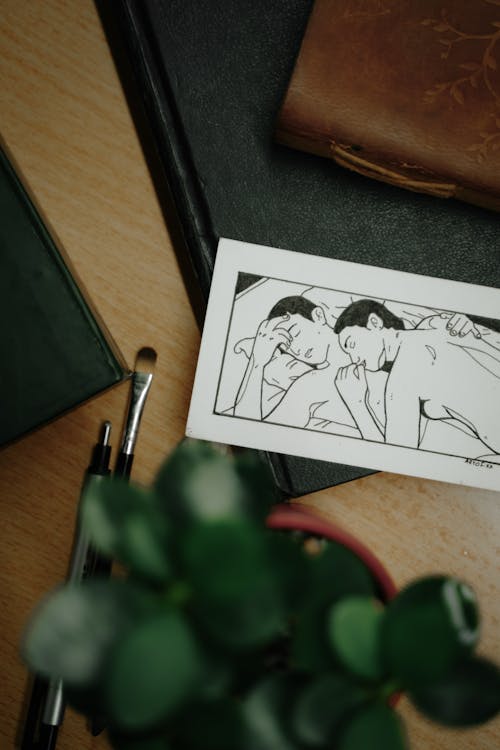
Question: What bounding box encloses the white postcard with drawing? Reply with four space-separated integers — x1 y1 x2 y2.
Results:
186 238 500 491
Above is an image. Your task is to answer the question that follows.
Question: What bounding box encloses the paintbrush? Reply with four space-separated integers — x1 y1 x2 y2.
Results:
90 346 157 578
114 346 157 480
89 347 157 737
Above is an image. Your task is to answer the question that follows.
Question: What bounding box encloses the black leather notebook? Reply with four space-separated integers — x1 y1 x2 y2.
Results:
99 0 499 498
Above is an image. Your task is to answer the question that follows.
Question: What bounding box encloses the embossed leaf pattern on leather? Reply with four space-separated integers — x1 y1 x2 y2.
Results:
341 0 395 20
422 3 500 162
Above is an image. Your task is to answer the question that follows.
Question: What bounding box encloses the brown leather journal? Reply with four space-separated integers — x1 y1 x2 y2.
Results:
276 0 500 211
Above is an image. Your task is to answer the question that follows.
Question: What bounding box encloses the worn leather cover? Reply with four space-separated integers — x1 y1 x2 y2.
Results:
101 0 500 498
0 144 127 447
277 0 500 211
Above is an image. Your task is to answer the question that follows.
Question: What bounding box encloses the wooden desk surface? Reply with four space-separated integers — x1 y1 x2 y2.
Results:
0 2 498 748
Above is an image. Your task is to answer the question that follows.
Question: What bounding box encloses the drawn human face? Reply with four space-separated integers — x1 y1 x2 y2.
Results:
277 310 330 365
338 316 386 371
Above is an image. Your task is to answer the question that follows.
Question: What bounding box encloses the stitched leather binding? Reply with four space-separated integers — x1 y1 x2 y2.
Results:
277 0 500 211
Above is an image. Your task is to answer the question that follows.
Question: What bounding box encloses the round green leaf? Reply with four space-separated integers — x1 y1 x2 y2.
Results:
183 520 285 649
154 440 251 525
410 656 500 727
105 610 202 730
195 651 233 701
291 601 340 674
234 449 281 521
195 578 285 650
242 674 301 750
292 674 366 746
182 520 271 600
22 580 153 686
328 597 385 680
174 698 243 749
290 542 376 673
338 704 408 750
381 577 479 687
81 478 171 583
267 531 311 613
308 542 376 607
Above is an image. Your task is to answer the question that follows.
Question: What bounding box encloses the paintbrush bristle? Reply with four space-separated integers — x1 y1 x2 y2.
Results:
134 346 157 373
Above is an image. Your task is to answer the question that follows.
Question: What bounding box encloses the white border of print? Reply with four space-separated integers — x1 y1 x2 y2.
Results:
186 238 500 491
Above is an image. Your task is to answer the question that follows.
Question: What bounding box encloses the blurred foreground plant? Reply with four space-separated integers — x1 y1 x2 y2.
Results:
22 440 500 749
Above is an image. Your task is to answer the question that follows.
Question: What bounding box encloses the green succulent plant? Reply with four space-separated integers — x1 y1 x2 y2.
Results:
22 440 500 749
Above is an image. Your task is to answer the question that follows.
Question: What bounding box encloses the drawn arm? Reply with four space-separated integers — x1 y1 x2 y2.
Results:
384 384 422 448
233 316 292 419
335 364 384 442
418 313 481 338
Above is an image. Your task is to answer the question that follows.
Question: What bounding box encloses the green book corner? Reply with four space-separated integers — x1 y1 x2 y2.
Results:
0 142 128 447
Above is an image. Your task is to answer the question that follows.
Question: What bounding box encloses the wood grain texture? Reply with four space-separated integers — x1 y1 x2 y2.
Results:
0 1 498 748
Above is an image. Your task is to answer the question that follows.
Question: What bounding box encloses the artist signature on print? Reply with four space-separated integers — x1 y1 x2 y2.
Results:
464 458 495 469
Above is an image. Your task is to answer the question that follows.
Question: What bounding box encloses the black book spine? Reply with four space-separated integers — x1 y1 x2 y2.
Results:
97 0 293 498
97 0 216 301
97 0 377 499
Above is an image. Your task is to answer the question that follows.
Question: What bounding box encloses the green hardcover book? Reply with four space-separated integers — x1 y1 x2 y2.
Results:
0 143 128 446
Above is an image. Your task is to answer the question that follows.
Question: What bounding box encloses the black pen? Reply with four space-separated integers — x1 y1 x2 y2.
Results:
70 420 113 582
21 421 112 750
34 678 64 750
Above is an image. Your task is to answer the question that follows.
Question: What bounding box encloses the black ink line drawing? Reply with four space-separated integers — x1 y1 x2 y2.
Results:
334 299 500 460
214 274 500 465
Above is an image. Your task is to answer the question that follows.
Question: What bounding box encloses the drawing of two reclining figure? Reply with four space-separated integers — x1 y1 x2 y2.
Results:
230 289 500 461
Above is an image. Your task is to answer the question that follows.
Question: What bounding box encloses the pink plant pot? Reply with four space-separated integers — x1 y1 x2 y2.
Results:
266 502 400 707
266 502 397 603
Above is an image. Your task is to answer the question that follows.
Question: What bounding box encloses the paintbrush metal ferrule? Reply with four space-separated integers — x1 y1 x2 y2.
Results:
122 370 153 455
